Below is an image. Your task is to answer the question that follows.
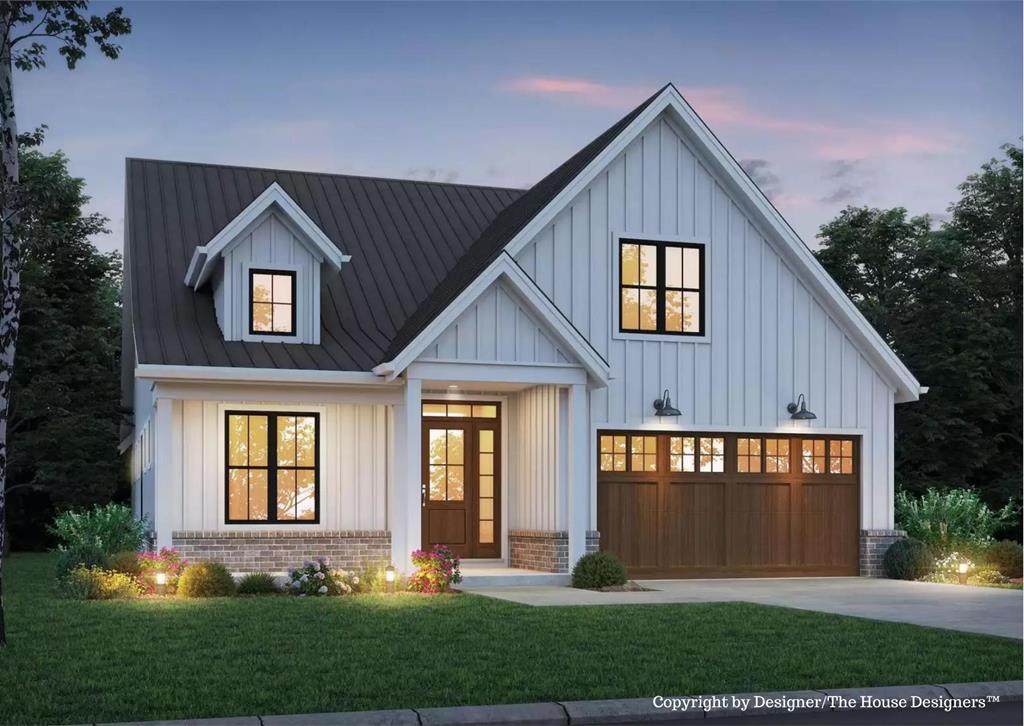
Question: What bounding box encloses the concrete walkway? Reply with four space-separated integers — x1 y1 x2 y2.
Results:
462 577 1024 639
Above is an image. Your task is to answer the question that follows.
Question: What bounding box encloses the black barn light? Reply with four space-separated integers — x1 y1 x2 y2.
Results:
787 394 817 420
653 389 682 417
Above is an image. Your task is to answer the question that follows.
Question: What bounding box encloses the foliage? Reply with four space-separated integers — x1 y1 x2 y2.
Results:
815 146 1022 508
57 565 140 600
895 488 1018 558
571 551 627 589
137 548 186 595
49 503 146 557
177 562 235 599
54 539 107 579
921 552 975 584
408 545 462 593
107 550 139 578
972 569 1010 585
985 540 1023 578
2 552 1022 725
352 562 406 593
287 557 352 596
6 150 124 550
236 572 280 596
882 538 934 581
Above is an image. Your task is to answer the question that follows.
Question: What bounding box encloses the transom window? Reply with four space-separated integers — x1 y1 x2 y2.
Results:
250 269 296 335
619 239 704 335
422 403 497 418
226 411 318 523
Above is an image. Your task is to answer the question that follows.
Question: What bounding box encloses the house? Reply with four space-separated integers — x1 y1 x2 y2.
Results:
122 84 922 580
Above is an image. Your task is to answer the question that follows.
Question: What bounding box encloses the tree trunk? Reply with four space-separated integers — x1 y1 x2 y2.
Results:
0 24 22 647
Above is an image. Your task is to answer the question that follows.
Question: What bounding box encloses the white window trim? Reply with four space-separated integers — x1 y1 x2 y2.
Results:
609 231 712 344
216 402 328 531
240 262 304 344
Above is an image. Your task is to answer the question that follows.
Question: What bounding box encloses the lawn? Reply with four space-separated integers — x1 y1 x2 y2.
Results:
0 553 1020 725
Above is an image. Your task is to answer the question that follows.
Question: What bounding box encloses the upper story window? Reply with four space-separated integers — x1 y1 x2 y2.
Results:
619 239 704 336
250 269 296 336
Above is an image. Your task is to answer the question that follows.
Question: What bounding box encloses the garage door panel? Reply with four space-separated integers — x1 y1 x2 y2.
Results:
800 482 859 568
663 482 726 568
729 482 791 566
597 481 659 569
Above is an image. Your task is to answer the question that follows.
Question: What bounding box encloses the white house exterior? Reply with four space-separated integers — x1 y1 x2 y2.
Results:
123 85 921 579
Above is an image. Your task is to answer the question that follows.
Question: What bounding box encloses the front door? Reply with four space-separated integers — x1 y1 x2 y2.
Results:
421 402 500 558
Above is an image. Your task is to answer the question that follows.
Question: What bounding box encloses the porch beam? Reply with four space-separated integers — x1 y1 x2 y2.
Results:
407 361 587 386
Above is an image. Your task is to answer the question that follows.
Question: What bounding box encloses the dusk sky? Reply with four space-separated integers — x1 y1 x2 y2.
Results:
17 1 1023 253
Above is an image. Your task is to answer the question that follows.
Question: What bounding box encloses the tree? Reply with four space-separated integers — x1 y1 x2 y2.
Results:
815 146 1023 509
0 1 131 646
5 149 121 549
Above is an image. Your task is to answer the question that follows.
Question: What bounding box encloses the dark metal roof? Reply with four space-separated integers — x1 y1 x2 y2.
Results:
125 85 667 375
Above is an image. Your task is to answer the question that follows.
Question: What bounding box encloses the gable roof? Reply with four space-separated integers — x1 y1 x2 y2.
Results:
125 158 522 371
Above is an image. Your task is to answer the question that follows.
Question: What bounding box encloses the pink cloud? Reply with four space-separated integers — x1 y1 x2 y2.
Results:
500 76 957 160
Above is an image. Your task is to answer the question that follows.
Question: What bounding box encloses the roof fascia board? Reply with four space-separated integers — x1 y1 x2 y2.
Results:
375 255 610 385
184 182 350 288
499 86 920 403
135 364 389 386
218 207 327 264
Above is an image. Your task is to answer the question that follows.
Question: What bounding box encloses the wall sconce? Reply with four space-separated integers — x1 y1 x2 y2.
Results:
786 394 816 420
957 562 969 585
653 389 681 417
155 571 168 596
385 564 396 593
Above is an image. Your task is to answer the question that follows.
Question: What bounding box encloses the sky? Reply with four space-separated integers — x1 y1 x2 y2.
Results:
16 1 1023 253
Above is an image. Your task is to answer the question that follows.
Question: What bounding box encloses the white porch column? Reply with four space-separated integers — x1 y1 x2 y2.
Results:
389 377 421 574
566 382 589 567
152 397 176 549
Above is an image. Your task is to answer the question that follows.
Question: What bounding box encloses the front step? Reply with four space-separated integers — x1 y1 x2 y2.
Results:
459 563 570 588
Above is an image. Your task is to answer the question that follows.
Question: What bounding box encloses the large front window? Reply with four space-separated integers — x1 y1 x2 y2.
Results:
249 269 296 335
226 411 318 523
619 239 704 335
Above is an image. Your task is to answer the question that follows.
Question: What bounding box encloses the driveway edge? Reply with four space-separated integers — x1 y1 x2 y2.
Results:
96 680 1023 725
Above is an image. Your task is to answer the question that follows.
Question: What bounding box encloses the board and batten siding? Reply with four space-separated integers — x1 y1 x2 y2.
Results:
213 210 322 343
416 280 573 365
514 112 896 529
507 385 566 531
165 399 387 531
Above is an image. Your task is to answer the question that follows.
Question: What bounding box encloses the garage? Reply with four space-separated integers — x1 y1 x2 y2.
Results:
597 432 859 578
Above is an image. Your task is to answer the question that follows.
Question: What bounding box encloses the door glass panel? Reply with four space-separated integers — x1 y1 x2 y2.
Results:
447 430 464 465
479 520 494 544
447 466 464 500
479 429 495 545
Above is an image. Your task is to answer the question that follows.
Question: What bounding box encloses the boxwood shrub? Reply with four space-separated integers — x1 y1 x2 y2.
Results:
177 561 236 598
986 540 1023 578
571 551 627 589
883 537 934 580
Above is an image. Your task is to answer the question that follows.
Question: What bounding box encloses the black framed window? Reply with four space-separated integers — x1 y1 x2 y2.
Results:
226 411 319 523
619 239 704 335
249 269 296 335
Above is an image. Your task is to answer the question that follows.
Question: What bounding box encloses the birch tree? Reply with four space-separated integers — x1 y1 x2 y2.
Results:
0 1 130 647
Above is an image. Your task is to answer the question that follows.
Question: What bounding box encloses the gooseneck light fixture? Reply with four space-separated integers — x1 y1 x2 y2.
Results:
653 389 682 417
786 394 817 421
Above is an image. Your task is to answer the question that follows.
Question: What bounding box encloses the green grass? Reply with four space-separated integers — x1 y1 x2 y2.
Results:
0 553 1020 725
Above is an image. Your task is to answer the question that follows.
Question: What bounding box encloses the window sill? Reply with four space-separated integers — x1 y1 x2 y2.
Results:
612 330 712 344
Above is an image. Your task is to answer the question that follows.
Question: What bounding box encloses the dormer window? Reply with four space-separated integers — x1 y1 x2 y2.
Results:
250 269 296 336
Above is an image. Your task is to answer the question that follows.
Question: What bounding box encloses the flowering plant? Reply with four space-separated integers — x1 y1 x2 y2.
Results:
408 544 462 593
137 548 187 594
287 557 358 596
921 551 975 583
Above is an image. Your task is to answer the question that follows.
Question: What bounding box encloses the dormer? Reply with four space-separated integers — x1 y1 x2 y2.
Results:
183 183 349 344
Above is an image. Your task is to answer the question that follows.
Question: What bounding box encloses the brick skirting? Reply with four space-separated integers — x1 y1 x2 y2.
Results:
860 529 906 577
508 530 602 573
171 530 391 574
586 530 600 555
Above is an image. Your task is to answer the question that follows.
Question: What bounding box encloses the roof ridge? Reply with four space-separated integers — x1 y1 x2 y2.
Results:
125 157 527 194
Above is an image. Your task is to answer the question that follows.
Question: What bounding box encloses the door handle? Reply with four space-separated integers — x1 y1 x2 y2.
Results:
421 483 426 507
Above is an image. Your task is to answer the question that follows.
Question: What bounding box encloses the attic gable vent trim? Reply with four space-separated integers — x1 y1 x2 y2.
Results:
183 182 351 289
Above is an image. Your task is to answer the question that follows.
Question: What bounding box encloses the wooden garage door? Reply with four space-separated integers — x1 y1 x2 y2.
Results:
597 432 859 578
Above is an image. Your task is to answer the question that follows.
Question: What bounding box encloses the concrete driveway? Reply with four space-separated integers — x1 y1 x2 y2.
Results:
462 578 1023 639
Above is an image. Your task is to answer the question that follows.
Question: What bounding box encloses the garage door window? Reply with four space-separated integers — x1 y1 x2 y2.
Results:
599 435 628 471
631 436 658 472
802 439 827 473
830 440 854 474
736 437 762 473
765 438 791 472
699 437 725 472
669 436 696 472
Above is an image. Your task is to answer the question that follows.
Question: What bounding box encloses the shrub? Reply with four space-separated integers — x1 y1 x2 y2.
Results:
882 538 934 580
408 545 462 593
58 566 143 600
55 540 109 579
985 540 1023 578
973 568 1010 585
137 548 187 595
571 551 627 589
287 557 352 596
177 561 236 598
353 562 407 593
108 550 141 577
50 503 147 556
895 488 1019 558
237 572 281 595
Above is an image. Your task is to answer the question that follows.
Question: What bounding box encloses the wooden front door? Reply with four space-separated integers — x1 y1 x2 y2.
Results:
421 402 500 559
597 431 859 578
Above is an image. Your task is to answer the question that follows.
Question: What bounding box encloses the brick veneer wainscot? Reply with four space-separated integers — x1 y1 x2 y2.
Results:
508 530 602 573
171 530 391 573
860 529 906 577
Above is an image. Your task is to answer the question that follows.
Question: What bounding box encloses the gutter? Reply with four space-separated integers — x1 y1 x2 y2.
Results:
135 364 396 387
